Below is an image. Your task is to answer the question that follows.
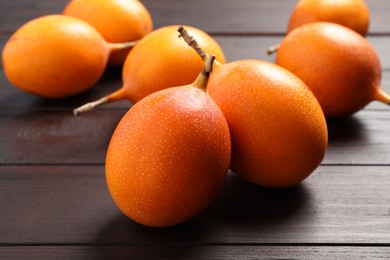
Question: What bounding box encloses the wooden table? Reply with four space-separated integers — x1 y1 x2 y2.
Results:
1 0 390 258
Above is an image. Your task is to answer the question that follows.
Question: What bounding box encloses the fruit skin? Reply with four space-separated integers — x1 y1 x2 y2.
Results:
287 0 370 36
276 22 383 117
121 25 226 103
64 0 153 66
2 15 108 99
207 60 328 188
106 85 231 227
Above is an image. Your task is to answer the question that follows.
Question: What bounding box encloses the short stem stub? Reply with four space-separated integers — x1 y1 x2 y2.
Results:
73 88 128 116
374 88 390 105
73 97 109 115
108 41 138 52
266 43 280 55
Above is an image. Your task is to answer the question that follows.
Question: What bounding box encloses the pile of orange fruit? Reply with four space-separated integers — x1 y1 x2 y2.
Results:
2 0 389 227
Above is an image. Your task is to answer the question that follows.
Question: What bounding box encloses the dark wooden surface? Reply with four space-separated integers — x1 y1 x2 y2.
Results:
1 1 390 259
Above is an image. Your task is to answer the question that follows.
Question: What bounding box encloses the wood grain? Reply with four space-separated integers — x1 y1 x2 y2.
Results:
1 166 389 245
1 245 390 259
1 0 389 34
0 110 124 164
1 109 390 165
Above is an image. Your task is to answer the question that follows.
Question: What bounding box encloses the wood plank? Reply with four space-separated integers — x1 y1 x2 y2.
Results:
1 245 390 259
324 111 390 165
0 110 124 165
1 109 390 165
0 165 389 244
0 1 66 34
143 0 390 35
0 0 389 34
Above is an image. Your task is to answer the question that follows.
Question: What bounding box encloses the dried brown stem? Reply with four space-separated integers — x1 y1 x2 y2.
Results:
203 54 215 74
193 54 216 91
178 26 208 62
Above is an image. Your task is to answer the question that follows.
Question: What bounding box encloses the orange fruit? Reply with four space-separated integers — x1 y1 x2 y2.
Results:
64 0 153 66
276 22 390 117
2 15 125 99
74 25 226 114
207 60 328 188
287 0 370 36
106 56 231 227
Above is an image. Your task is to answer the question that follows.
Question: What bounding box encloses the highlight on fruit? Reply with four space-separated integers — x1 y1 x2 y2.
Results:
105 54 231 227
73 25 226 115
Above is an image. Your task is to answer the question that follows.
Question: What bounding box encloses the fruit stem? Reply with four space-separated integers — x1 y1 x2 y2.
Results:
374 88 390 105
73 87 128 115
178 26 208 62
193 54 216 90
266 43 280 55
73 97 109 115
108 41 138 52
